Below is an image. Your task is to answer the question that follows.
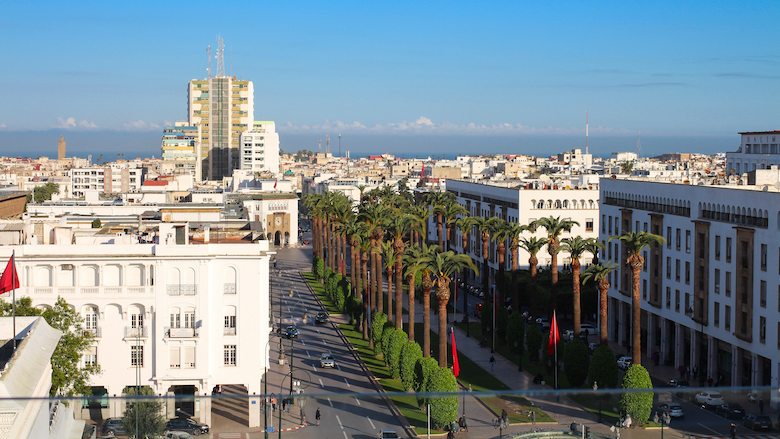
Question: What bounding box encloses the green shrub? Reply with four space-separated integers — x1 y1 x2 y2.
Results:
414 356 439 407
526 325 542 361
480 300 492 335
619 364 654 423
506 312 525 354
563 339 590 388
371 312 387 355
496 307 509 340
427 367 459 429
335 277 349 311
588 345 619 389
399 340 422 391
314 257 324 280
387 330 407 379
91 218 102 228
381 326 396 361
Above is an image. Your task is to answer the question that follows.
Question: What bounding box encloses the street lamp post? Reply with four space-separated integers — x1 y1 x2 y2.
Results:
593 381 602 423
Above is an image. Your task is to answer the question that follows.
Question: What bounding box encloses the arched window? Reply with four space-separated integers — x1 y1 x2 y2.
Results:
224 305 237 335
127 265 144 286
224 267 237 294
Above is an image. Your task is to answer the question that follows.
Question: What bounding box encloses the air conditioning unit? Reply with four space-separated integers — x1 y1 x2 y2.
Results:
62 264 74 270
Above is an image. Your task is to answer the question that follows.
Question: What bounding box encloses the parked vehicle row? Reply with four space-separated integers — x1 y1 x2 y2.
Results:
99 416 209 437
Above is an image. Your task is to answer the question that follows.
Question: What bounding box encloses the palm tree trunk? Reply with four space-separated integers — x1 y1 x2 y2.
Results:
362 252 369 341
437 214 443 249
530 256 538 311
334 230 340 275
437 289 449 368
386 266 394 325
369 238 377 313
511 243 520 314
550 241 559 311
572 258 582 338
327 220 334 271
598 279 609 346
482 234 490 292
342 235 347 275
375 248 383 315
407 273 416 341
394 247 404 330
351 242 358 297
632 265 642 365
422 273 432 357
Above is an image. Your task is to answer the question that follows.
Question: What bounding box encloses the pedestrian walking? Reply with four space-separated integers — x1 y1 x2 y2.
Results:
315 408 321 426
730 423 736 439
759 397 765 414
707 376 713 387
300 408 306 425
693 365 699 380
271 396 276 412
282 397 287 412
489 355 496 371
686 365 691 380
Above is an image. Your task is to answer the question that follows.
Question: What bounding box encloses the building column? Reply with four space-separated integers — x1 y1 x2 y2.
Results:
646 313 657 359
616 301 625 346
751 353 760 388
707 335 716 383
249 393 261 428
674 323 684 369
659 317 668 365
199 393 211 425
607 298 617 343
166 391 176 419
689 324 698 372
732 346 740 387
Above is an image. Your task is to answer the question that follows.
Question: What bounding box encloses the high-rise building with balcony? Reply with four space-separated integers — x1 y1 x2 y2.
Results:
239 121 280 175
161 122 201 181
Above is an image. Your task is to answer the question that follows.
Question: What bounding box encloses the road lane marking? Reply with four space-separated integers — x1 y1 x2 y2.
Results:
312 364 317 372
300 340 306 345
316 329 320 334
306 351 310 357
329 350 332 355
355 396 361 406
328 397 333 407
323 340 327 346
343 432 348 439
698 423 723 436
344 378 350 387
336 415 343 429
367 417 375 429
319 379 324 388
336 364 341 371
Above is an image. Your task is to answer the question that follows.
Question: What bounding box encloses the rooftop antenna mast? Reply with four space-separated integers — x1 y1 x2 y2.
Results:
326 134 330 154
636 131 642 158
318 139 322 153
585 110 589 155
216 37 225 77
207 45 212 79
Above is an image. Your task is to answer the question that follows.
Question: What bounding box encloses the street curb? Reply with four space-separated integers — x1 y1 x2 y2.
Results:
300 272 418 438
251 423 308 433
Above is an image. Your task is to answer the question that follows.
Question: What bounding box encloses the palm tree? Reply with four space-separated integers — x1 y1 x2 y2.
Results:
425 191 454 249
490 219 511 307
609 231 665 365
455 216 474 255
420 251 478 367
443 202 468 252
378 241 396 324
388 214 412 330
504 222 527 313
408 243 440 357
582 262 618 346
359 204 389 314
408 204 433 246
360 239 372 342
561 237 604 338
343 220 368 298
518 237 548 312
470 216 498 293
531 216 579 311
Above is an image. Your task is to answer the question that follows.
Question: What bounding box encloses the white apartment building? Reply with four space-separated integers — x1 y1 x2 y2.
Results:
1 225 274 427
69 167 145 199
438 179 600 287
726 130 780 176
600 174 780 399
239 121 280 175
161 123 201 181
188 76 254 181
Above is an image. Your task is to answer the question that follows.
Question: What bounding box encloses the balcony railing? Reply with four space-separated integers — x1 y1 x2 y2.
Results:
224 327 236 336
165 327 198 338
223 283 236 294
167 285 197 296
124 326 148 338
31 286 148 295
84 327 102 338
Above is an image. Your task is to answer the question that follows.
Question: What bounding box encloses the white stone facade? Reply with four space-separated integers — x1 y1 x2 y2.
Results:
239 121 280 175
726 131 780 175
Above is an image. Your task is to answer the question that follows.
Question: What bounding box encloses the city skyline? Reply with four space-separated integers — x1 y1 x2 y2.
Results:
1 1 777 156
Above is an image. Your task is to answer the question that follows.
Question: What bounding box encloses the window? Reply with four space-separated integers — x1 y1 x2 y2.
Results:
726 237 732 262
761 244 767 271
131 345 143 367
725 305 731 331
715 236 721 260
666 227 672 249
760 316 766 344
608 217 612 234
714 269 720 293
642 279 647 300
685 230 691 253
643 251 648 272
760 280 767 307
675 290 680 312
615 217 619 234
131 311 144 329
608 243 612 260
725 272 731 297
85 307 98 332
602 215 606 233
676 229 681 250
225 315 237 336
183 346 195 368
171 346 196 369
586 218 593 232
666 257 671 279
685 261 690 284
644 222 648 232
224 345 237 366
666 287 671 309
675 259 681 282
184 308 195 328
170 347 181 369
170 310 180 328
84 346 97 367
714 302 720 327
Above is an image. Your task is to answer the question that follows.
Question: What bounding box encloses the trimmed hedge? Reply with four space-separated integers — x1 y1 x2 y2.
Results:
563 339 590 388
387 329 408 379
588 345 619 389
414 356 439 407
372 312 387 355
619 364 653 423
381 326 396 361
506 312 525 357
526 324 543 361
399 340 423 391
427 367 459 429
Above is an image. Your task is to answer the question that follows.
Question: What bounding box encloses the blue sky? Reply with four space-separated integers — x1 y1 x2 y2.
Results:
1 1 778 157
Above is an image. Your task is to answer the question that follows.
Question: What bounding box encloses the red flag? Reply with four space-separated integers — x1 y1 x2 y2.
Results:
0 255 19 294
421 164 425 181
451 328 460 377
274 179 278 189
547 310 560 356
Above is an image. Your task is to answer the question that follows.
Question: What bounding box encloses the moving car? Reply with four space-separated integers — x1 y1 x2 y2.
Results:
694 391 726 407
715 402 745 419
616 356 633 370
285 326 299 339
100 418 127 437
744 414 772 431
587 342 600 353
165 418 210 436
536 318 551 330
320 353 335 368
659 403 685 419
378 429 399 439
315 312 329 324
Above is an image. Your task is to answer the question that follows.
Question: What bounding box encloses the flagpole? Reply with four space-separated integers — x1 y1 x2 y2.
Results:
11 251 16 350
554 310 558 390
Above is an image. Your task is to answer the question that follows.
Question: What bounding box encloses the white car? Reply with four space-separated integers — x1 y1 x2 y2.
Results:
694 391 725 407
165 432 196 439
617 356 633 370
579 324 598 338
320 353 335 368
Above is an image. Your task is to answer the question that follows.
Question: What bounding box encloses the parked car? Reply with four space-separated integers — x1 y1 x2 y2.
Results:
285 326 299 339
670 379 690 398
616 356 633 370
579 324 598 338
165 432 196 439
715 402 745 419
100 417 127 437
315 312 329 324
320 353 335 368
694 391 726 407
744 414 773 431
659 403 685 419
165 418 210 436
378 429 399 439
587 342 600 353
536 318 551 330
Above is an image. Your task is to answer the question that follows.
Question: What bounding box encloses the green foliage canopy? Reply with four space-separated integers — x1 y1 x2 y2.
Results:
563 339 590 388
619 364 654 423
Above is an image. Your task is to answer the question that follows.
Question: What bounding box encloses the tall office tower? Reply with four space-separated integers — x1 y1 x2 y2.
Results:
187 40 254 180
161 122 202 181
58 135 66 159
239 121 280 175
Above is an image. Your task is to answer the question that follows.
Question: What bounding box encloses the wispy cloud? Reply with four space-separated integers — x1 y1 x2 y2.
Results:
651 73 672 77
121 120 161 130
0 124 5 129
279 117 634 136
615 82 687 87
52 117 97 129
714 72 780 79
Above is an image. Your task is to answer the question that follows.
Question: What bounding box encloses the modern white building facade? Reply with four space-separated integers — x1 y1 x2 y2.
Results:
239 121 280 175
600 176 780 400
70 167 145 199
726 130 780 175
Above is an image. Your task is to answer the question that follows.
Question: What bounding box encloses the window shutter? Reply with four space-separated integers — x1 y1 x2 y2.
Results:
184 346 196 369
170 347 180 368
